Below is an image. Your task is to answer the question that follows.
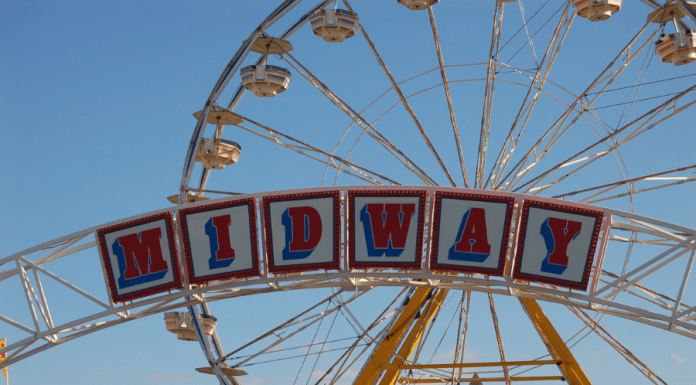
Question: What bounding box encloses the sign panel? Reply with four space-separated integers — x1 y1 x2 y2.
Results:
96 212 182 302
430 191 515 276
263 191 341 274
178 198 260 284
348 190 426 270
513 200 604 290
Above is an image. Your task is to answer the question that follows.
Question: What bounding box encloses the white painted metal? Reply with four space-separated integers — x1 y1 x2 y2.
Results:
2 187 695 369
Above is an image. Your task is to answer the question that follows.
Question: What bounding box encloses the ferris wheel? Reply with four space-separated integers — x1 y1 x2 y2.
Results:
2 1 696 384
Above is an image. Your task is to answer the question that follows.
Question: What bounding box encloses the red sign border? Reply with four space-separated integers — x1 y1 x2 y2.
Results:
512 200 604 291
178 198 260 285
430 191 515 276
96 211 183 303
263 190 341 274
348 189 427 270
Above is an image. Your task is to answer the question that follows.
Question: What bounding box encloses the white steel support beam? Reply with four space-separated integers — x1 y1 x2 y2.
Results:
2 188 696 369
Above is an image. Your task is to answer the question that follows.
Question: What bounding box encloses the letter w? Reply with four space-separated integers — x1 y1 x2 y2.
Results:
360 203 416 257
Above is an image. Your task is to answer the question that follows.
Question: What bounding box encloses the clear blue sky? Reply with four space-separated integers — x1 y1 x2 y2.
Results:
1 1 695 384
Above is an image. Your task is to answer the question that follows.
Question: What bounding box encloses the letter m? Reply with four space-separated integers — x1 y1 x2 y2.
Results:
111 227 169 289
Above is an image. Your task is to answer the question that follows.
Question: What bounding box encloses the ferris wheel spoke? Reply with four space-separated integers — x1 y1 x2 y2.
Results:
427 5 469 188
514 88 696 195
567 306 668 385
223 290 345 360
326 72 454 187
323 69 444 186
280 51 438 186
444 291 469 381
476 1 503 190
229 308 340 368
318 287 408 384
498 1 567 69
486 3 574 190
410 292 452 366
325 127 365 187
329 337 375 384
518 1 540 68
225 290 368 370
344 0 457 187
228 112 397 185
494 20 662 192
488 294 511 385
552 164 696 203
333 292 373 342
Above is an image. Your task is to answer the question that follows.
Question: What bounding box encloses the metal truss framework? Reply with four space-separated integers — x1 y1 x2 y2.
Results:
1 187 694 370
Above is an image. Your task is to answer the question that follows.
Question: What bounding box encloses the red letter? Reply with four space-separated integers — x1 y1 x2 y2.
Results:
212 215 236 261
454 208 491 254
118 228 169 279
366 203 416 249
546 217 582 267
288 206 323 251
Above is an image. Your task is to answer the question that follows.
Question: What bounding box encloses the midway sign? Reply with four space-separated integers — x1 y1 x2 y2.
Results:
95 187 606 303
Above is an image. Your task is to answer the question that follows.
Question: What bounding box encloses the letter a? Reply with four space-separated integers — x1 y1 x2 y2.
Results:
539 217 582 275
205 215 236 270
112 227 169 289
448 208 491 262
282 206 323 260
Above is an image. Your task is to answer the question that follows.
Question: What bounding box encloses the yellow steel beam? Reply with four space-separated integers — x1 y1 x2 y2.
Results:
398 375 565 383
379 288 448 385
519 298 592 385
354 287 435 385
383 360 558 370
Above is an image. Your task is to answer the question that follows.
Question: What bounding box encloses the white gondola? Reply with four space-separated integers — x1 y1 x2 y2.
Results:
310 9 358 42
195 138 242 170
164 312 217 341
240 64 291 97
397 0 439 11
655 31 696 66
572 0 622 22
